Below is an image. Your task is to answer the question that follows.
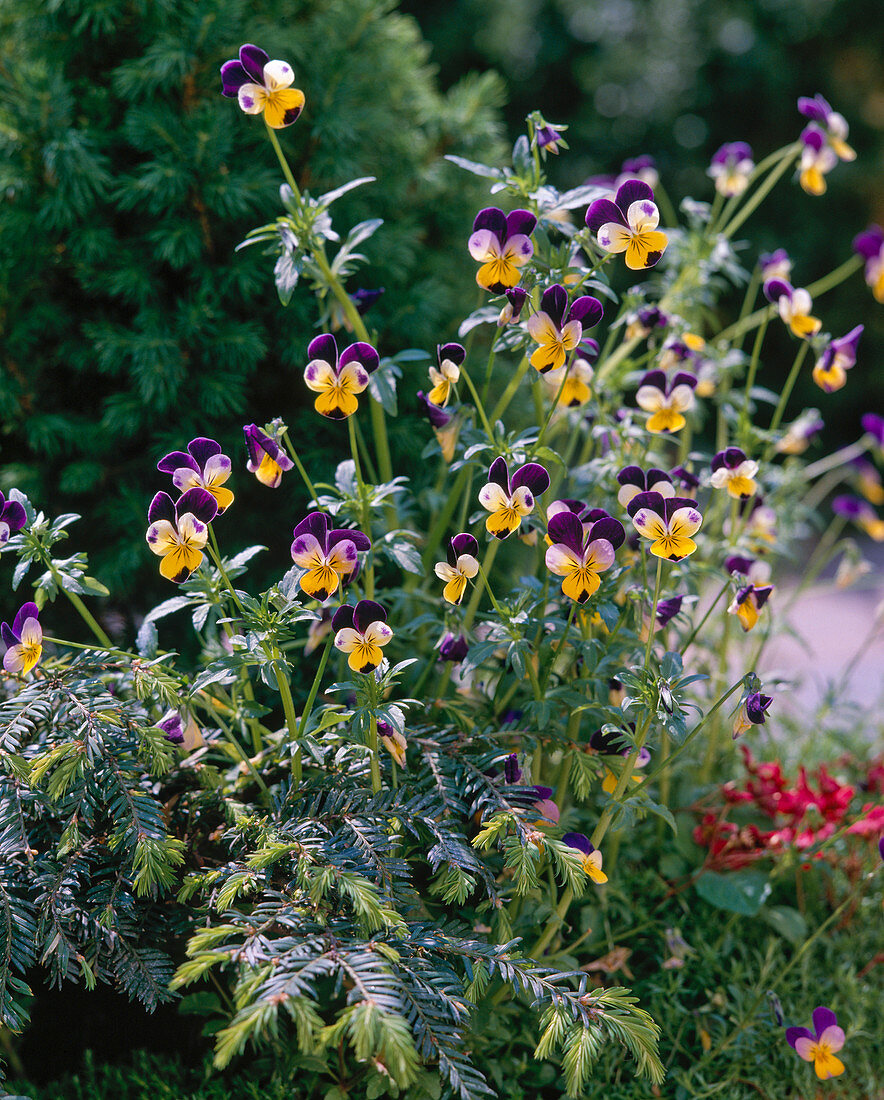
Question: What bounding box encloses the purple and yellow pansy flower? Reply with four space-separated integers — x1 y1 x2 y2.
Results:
710 447 759 500
726 557 774 632
635 369 697 434
833 495 884 541
290 512 371 602
157 437 234 515
654 595 684 630
798 126 839 196
852 458 884 505
708 142 754 197
786 1006 846 1080
616 465 675 509
303 333 379 420
0 492 27 546
535 122 567 156
542 340 599 407
437 632 469 664
497 287 528 326
776 409 824 455
332 600 393 673
853 225 884 303
563 833 608 884
479 457 550 539
146 487 217 584
243 423 294 488
428 343 465 407
220 44 305 129
627 492 703 562
625 305 668 341
2 602 42 676
732 690 773 738
586 180 668 271
544 510 625 603
619 156 659 189
158 709 204 751
763 279 822 339
760 248 792 281
799 95 856 162
377 720 407 767
527 284 604 374
468 207 536 293
417 392 461 462
812 325 863 393
434 532 479 605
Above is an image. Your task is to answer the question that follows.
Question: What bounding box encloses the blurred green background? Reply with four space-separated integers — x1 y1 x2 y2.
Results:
1 0 882 624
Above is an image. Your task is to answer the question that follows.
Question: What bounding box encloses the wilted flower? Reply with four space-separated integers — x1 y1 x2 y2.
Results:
303 333 379 420
798 126 839 196
710 447 759 500
542 340 599 407
798 94 856 161
0 492 27 546
332 600 393 673
527 285 603 374
468 207 536 293
434 533 480 605
708 142 754 196
635 369 697 433
498 287 528 326
812 325 863 393
563 833 608 883
428 343 465 407
437 633 469 663
763 278 822 338
832 495 884 540
243 423 294 488
759 248 792 281
853 225 884 303
616 465 675 508
2 602 42 675
157 709 204 751
377 720 407 767
545 510 625 603
732 690 773 738
786 1006 846 1080
417 392 461 462
535 122 567 155
479 457 550 539
776 410 824 454
586 180 668 270
220 45 305 129
145 488 217 583
157 437 235 515
627 492 703 561
662 928 693 969
290 512 371 601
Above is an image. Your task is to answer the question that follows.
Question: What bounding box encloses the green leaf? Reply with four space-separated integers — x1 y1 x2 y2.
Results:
762 905 808 944
694 870 771 915
444 155 504 180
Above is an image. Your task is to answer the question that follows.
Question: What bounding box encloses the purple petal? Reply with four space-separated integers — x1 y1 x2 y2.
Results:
438 342 466 367
588 516 625 551
671 371 697 391
811 1006 838 1039
157 450 198 475
353 599 386 634
176 487 218 524
505 209 537 239
329 527 371 553
220 60 250 97
472 207 507 245
511 462 550 497
615 178 654 211
450 532 479 559
763 277 793 304
0 500 26 534
832 494 866 519
188 437 222 468
586 198 626 235
239 44 270 84
547 512 585 556
417 391 453 428
801 124 826 151
639 369 668 392
488 457 510 491
339 341 379 375
1 623 18 648
646 468 673 491
540 284 568 330
725 555 754 575
626 490 666 519
853 226 884 260
662 497 702 524
562 832 593 855
568 296 604 329
12 602 39 638
617 466 646 490
331 604 355 632
293 511 330 548
147 491 177 525
786 1026 814 1050
307 333 338 368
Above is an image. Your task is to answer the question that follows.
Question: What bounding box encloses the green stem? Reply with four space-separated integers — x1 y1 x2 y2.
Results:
681 580 730 657
462 540 500 632
644 556 664 671
265 123 301 198
762 341 810 459
737 316 769 445
281 430 319 504
274 663 301 783
540 600 577 695
719 144 800 240
490 355 530 423
368 713 381 794
480 345 497 404
45 558 112 648
43 635 137 662
348 415 374 599
459 364 495 440
527 886 574 958
200 700 270 798
293 634 335 781
421 467 471 570
803 435 871 481
206 526 245 616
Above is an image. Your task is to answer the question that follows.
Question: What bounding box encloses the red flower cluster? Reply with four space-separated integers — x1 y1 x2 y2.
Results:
694 747 883 869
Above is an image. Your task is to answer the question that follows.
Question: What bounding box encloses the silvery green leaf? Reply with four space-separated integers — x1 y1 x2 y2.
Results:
444 155 504 180
317 176 376 207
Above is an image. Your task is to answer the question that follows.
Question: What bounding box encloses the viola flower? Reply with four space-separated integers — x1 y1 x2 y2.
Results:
710 447 759 500
670 466 700 497
434 533 479 605
291 512 371 601
763 279 822 339
862 412 884 453
0 491 27 546
220 45 305 129
799 94 856 161
625 305 668 341
535 122 567 156
542 340 599 407
479 457 550 539
627 492 703 561
832 495 884 541
760 248 792 281
776 410 824 455
655 595 684 629
243 423 294 488
853 225 884 303
787 1006 846 1080
545 510 625 603
530 785 560 825
332 600 393 673
708 142 754 197
852 458 884 505
635 369 697 433
417 392 461 462
377 720 407 767
437 633 469 664
146 488 217 583
157 437 235 515
812 325 863 393
330 287 385 333
798 126 839 196
2 602 42 675
586 180 668 271
562 833 608 884
732 691 773 738
303 333 379 420
497 287 527 326
618 156 659 189
616 465 675 508
658 333 705 373
527 285 603 374
468 207 536 293
427 343 465 407
157 709 204 751
728 562 774 632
